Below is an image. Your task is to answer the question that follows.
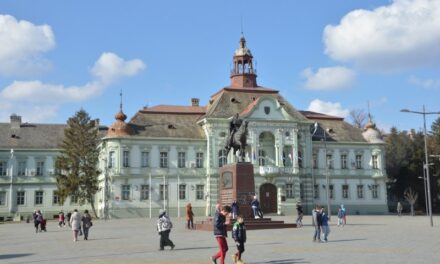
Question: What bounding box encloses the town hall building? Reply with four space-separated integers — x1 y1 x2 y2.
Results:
0 36 388 220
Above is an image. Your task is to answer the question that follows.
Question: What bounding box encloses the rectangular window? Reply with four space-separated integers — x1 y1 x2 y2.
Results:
18 161 26 176
312 154 318 169
108 151 115 168
372 184 379 199
70 195 78 204
123 151 129 168
140 185 149 200
178 152 186 168
35 191 44 205
160 184 168 200
219 150 227 167
179 184 186 200
196 152 204 168
342 185 349 199
299 183 304 199
326 155 333 169
298 151 303 168
121 185 130 200
53 191 60 205
160 152 168 168
314 184 319 199
36 161 44 176
357 185 364 199
329 185 334 199
16 191 25 205
196 185 204 200
341 154 347 169
141 152 149 168
372 155 378 169
0 161 6 176
258 150 266 166
286 184 294 198
356 155 363 169
0 191 6 206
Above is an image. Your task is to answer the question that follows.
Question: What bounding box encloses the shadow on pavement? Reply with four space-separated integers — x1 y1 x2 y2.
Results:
327 238 367 243
250 258 310 264
0 253 34 260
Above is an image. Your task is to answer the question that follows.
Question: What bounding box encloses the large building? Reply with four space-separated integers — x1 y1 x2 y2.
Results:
0 36 388 220
96 36 388 218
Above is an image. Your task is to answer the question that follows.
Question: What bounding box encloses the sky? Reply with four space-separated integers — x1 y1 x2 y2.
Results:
0 0 439 133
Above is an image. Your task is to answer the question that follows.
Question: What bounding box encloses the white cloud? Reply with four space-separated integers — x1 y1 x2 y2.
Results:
302 66 355 90
91 52 145 84
409 75 440 90
0 52 145 122
307 99 350 118
324 0 440 71
0 14 55 75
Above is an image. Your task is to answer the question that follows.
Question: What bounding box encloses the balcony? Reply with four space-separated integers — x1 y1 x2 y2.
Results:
258 166 294 176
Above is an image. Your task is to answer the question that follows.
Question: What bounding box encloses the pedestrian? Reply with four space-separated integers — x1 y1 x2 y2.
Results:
251 196 262 219
231 200 239 220
157 209 175 250
337 208 343 227
33 210 40 233
58 210 65 227
211 205 232 264
66 211 72 227
320 208 330 242
341 204 347 224
231 215 246 263
397 202 403 216
70 209 81 242
40 216 47 232
186 203 194 229
81 210 93 240
296 202 303 227
312 205 321 242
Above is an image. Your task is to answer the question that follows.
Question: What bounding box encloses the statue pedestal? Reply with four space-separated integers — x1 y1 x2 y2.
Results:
219 162 255 218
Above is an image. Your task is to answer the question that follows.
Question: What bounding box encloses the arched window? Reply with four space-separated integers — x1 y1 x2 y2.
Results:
218 150 227 167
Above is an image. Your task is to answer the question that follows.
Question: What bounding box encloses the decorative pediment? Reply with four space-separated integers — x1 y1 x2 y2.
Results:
240 96 293 121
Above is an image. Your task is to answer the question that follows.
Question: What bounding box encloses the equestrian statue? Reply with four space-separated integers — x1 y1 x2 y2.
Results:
224 113 249 162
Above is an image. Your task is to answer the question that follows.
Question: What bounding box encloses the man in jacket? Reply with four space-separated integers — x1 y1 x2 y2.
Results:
157 209 175 250
211 205 232 264
312 205 321 242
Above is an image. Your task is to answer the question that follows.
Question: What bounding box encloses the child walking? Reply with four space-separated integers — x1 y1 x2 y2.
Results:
231 215 246 263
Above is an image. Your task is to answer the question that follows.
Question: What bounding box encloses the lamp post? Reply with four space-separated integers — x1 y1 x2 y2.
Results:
418 162 428 216
401 105 440 227
9 149 14 214
312 122 331 219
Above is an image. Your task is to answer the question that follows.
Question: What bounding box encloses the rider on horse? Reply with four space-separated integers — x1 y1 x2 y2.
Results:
228 113 243 150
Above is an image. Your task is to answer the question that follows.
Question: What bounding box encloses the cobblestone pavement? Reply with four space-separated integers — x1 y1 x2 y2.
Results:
1 215 439 264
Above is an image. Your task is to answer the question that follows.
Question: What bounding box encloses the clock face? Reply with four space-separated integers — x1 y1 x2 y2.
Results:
221 171 233 189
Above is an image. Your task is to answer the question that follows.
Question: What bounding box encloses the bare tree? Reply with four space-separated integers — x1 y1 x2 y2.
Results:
404 188 418 216
349 109 367 129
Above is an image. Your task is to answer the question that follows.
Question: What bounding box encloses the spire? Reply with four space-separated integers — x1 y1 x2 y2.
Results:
107 89 133 137
230 34 257 88
115 89 127 122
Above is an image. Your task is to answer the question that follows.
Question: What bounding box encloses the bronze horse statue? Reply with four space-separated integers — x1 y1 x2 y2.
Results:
224 120 249 162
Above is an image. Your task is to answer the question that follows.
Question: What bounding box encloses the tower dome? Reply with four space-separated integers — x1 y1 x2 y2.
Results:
107 92 134 137
362 115 383 143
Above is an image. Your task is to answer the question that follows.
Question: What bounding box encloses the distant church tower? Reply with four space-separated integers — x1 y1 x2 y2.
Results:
230 35 257 88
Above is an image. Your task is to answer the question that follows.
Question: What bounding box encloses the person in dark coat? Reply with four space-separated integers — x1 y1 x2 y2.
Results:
296 202 304 227
231 200 239 220
186 203 195 229
231 215 247 263
81 210 93 240
211 205 232 264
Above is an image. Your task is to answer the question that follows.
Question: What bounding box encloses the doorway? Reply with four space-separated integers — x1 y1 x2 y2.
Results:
259 183 277 214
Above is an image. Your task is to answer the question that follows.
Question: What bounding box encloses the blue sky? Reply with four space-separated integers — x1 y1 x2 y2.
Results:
0 0 439 132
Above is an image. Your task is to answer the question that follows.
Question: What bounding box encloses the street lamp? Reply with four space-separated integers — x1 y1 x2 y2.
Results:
401 106 440 227
312 122 331 219
9 149 14 214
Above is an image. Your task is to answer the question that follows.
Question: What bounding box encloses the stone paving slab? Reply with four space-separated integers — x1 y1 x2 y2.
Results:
1 215 439 264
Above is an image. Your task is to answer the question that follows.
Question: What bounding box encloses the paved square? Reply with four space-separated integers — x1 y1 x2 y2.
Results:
1 215 439 264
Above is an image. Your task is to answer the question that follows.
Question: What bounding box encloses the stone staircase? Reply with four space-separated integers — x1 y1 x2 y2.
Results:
194 217 297 231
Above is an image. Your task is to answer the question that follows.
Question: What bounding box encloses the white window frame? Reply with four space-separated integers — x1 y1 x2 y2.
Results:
36 161 44 176
35 190 44 205
178 152 186 168
196 152 204 168
160 152 168 168
123 151 129 168
196 185 204 200
286 184 294 198
357 185 364 199
16 191 25 205
141 152 149 168
140 184 149 200
356 155 363 169
341 154 347 169
372 155 378 169
342 184 349 199
178 184 186 200
18 161 26 176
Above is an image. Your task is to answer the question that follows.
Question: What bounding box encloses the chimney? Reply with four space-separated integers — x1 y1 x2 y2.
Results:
191 98 200 106
10 114 22 130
